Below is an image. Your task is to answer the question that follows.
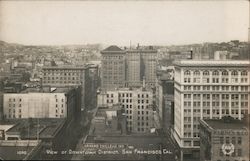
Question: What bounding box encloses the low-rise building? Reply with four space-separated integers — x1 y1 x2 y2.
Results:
200 116 249 161
3 86 81 121
97 87 156 134
92 104 126 136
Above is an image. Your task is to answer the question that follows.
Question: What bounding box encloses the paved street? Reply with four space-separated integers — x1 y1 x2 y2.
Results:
71 106 99 160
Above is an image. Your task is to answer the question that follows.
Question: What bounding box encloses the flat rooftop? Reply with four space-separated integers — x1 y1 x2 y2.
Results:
5 118 65 139
20 86 76 93
42 65 86 70
202 118 248 130
174 60 250 67
99 87 153 93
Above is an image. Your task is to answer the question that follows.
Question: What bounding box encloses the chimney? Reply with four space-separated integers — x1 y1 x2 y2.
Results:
190 49 193 59
142 76 146 88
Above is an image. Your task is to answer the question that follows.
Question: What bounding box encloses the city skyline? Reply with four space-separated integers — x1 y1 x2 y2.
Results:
0 1 249 46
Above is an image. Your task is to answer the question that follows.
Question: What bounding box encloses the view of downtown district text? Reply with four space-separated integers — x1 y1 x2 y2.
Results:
0 40 249 161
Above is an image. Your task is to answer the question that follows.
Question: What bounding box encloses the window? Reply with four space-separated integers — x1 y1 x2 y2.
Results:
219 149 223 156
237 137 242 144
203 71 209 76
194 70 200 76
237 149 242 156
231 71 238 76
184 70 191 76
212 70 219 76
222 70 228 76
241 70 247 76
220 137 224 144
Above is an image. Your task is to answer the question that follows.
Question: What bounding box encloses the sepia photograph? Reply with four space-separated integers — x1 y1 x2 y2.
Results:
0 0 249 160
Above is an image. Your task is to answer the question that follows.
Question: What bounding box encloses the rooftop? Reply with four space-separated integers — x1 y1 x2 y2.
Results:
126 49 157 53
202 117 248 130
174 60 250 67
20 86 75 93
101 45 125 54
4 118 66 139
99 87 153 93
43 65 87 70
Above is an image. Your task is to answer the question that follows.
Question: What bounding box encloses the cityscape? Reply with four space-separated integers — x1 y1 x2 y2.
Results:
0 1 249 161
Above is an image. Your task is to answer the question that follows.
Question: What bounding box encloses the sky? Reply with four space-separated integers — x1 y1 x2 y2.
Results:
0 1 249 46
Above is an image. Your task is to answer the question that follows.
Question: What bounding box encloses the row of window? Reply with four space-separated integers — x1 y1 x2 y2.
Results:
184 101 248 108
220 136 242 144
184 78 248 83
102 56 124 59
137 122 149 126
184 109 248 116
43 80 81 84
44 72 81 76
184 86 248 91
183 132 200 138
43 77 80 80
8 98 22 102
184 70 248 76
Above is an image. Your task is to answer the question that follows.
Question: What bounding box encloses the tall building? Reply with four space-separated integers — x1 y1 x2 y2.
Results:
126 50 142 87
97 88 155 134
126 48 157 87
100 46 126 90
100 45 157 90
200 116 249 161
3 87 80 121
42 65 89 110
88 64 100 108
172 59 250 159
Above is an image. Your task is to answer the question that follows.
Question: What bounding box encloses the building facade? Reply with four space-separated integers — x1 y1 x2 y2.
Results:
100 45 157 90
200 117 249 161
140 49 157 86
3 87 80 121
100 46 126 90
126 48 157 87
172 60 250 158
97 88 155 134
42 65 90 110
126 50 142 87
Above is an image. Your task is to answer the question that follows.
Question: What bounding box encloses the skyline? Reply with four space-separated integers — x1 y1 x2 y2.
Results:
0 1 249 46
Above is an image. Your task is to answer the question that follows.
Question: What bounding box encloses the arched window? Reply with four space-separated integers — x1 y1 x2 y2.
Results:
203 71 209 76
241 70 248 76
222 70 228 76
184 70 191 76
212 70 219 76
194 70 200 76
231 71 238 76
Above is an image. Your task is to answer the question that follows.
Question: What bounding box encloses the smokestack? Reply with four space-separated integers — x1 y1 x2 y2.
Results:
137 43 140 49
190 49 193 59
142 76 146 88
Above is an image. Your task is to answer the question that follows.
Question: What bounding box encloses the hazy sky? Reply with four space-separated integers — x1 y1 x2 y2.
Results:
0 1 249 46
